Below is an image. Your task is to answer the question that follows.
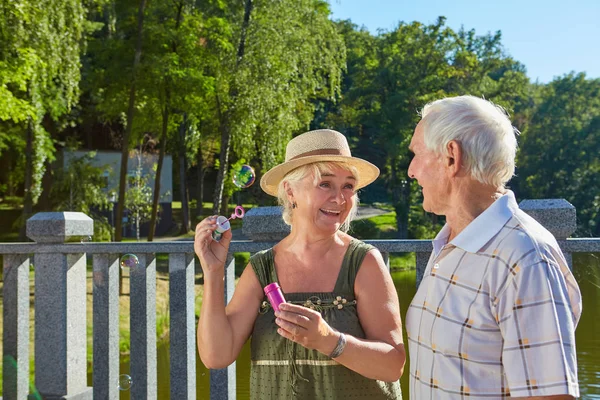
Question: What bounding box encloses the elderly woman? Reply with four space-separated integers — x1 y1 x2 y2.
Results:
195 129 405 399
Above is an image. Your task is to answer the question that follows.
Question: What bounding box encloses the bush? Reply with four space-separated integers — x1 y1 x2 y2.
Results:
235 252 251 277
350 218 380 239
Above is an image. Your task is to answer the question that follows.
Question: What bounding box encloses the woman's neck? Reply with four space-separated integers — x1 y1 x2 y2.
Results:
280 227 345 257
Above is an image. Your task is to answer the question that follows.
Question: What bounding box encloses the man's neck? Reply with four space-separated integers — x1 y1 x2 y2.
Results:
445 183 506 242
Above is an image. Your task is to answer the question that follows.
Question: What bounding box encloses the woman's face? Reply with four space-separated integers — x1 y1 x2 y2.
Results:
293 165 357 233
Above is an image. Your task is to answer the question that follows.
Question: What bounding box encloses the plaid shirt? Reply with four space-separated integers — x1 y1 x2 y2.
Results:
406 191 582 399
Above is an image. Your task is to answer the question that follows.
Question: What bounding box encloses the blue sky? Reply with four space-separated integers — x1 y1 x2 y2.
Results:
328 0 600 83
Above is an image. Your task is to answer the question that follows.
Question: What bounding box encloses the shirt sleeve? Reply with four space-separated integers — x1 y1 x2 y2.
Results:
495 255 580 397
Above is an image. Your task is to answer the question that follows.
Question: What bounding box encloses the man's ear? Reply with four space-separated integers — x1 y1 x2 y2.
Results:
446 140 463 177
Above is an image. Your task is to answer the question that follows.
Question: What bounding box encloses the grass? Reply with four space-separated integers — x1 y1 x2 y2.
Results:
0 196 23 210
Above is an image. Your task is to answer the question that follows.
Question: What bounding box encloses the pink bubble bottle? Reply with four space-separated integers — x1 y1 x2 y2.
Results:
264 282 286 312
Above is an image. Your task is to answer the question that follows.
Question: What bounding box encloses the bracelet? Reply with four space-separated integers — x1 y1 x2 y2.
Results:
328 332 347 359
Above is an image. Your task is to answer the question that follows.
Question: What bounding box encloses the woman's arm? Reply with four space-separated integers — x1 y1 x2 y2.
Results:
195 217 263 369
197 263 263 368
275 249 405 382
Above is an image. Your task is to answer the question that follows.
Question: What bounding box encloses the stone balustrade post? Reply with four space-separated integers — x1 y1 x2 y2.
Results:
26 212 94 399
519 198 577 267
242 206 291 241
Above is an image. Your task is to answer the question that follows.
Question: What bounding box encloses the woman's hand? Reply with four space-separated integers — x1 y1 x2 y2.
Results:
275 303 339 355
194 215 232 274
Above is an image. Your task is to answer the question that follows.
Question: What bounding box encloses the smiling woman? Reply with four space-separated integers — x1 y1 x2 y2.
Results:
195 129 406 399
275 161 360 233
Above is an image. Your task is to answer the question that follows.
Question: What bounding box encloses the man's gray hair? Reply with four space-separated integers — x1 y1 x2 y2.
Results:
420 95 519 188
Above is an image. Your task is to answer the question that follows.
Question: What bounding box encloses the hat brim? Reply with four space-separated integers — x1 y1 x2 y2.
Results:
260 155 380 197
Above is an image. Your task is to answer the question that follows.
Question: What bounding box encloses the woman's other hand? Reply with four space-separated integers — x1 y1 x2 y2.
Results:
275 303 338 355
194 215 232 274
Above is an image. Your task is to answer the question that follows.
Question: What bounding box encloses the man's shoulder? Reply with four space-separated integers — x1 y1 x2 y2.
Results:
491 209 563 266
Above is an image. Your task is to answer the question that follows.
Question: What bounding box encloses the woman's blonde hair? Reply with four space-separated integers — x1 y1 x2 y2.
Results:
276 161 359 232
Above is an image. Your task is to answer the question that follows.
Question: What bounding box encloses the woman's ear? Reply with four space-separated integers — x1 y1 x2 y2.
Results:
283 181 295 204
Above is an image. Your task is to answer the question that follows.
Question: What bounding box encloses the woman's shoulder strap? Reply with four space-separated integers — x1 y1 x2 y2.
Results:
334 239 377 293
346 239 377 284
249 248 276 289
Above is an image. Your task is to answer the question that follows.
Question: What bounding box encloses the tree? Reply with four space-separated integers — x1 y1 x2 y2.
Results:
125 148 154 241
113 0 148 241
515 73 600 236
326 18 531 238
141 0 218 239
208 0 345 214
0 0 87 239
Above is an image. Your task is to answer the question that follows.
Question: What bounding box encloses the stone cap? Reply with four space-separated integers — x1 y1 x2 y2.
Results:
519 198 576 238
27 212 94 243
242 207 290 241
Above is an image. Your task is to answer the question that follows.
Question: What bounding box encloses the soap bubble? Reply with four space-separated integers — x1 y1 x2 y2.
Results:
118 374 132 391
120 254 139 271
232 165 256 189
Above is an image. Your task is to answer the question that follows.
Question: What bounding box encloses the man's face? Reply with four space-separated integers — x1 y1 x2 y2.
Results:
407 121 449 215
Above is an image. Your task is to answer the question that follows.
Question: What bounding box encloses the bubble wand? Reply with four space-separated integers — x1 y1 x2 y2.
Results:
212 206 245 241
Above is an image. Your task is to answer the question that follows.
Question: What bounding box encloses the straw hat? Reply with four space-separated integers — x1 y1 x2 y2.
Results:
260 129 380 196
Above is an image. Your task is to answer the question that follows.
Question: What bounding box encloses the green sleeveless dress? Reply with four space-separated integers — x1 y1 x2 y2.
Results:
249 239 402 399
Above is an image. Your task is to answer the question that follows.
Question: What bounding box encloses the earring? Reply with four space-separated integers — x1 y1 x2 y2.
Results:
292 202 297 209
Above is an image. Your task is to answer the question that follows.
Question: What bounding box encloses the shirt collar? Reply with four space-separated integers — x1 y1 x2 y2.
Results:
432 224 451 257
434 190 519 254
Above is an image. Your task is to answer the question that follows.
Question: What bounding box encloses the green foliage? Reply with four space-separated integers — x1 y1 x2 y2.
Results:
51 148 114 241
350 209 440 240
515 73 600 236
125 150 156 240
389 253 416 271
326 18 531 237
350 218 380 240
0 0 599 242
234 252 251 277
0 0 88 205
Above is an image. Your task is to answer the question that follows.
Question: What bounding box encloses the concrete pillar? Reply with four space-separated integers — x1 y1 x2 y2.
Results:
169 253 196 399
3 255 30 399
210 255 237 400
27 212 93 399
242 206 290 241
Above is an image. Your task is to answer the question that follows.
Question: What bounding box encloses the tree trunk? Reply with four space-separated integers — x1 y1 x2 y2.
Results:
179 115 191 234
19 118 35 241
220 194 230 216
37 159 53 211
114 0 147 242
147 95 169 241
212 119 231 215
136 210 140 241
390 160 409 239
211 0 253 214
196 146 205 218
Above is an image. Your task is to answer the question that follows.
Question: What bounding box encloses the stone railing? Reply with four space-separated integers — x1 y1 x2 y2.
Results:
1 200 599 399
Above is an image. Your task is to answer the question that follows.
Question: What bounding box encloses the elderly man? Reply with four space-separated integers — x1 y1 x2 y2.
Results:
405 95 582 399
